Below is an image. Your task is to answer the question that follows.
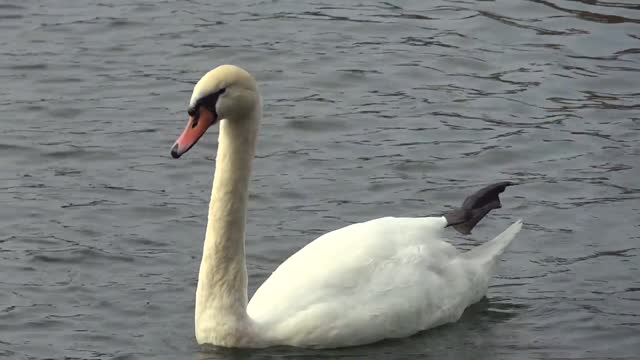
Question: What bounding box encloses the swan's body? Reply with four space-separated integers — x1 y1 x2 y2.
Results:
171 65 523 348
248 217 522 347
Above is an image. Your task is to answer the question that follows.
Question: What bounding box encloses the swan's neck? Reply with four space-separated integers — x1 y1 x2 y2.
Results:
195 108 261 346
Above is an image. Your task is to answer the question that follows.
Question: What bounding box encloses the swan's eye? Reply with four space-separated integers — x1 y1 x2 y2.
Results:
199 88 226 114
188 107 198 117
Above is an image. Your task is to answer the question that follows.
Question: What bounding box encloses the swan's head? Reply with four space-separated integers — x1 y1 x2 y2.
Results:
171 64 259 158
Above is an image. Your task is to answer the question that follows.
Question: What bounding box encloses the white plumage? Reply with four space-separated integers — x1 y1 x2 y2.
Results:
248 217 522 347
171 64 523 348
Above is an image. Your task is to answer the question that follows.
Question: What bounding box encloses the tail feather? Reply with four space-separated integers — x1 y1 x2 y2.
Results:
462 220 523 269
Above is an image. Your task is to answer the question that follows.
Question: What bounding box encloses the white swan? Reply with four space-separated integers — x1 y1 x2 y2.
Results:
170 64 523 348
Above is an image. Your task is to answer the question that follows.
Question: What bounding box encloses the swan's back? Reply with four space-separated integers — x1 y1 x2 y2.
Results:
247 217 522 348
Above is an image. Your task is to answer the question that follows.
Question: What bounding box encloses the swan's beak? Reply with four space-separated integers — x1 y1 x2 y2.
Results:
171 108 216 159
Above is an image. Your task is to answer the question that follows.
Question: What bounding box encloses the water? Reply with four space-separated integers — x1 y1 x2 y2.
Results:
1 0 639 359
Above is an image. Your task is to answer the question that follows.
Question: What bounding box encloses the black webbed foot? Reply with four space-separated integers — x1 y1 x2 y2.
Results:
444 181 515 235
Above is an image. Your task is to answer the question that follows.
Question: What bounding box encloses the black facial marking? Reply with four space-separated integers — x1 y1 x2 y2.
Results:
188 88 226 122
188 107 200 128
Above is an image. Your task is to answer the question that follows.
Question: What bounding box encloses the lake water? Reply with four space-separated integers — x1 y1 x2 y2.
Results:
1 0 639 359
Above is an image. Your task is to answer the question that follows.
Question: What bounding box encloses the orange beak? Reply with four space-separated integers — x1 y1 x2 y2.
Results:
170 107 216 159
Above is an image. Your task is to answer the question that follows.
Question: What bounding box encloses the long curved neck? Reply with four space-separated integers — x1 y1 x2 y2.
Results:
195 106 260 346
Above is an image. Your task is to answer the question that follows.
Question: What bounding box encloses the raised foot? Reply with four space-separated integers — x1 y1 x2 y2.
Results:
444 181 515 235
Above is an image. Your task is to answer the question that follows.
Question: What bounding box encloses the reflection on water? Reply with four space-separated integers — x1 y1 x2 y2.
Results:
0 0 639 359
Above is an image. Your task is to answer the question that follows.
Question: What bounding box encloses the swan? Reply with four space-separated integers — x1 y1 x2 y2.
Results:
170 64 523 348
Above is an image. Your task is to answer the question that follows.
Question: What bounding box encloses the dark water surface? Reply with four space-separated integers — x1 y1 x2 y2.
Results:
1 0 639 359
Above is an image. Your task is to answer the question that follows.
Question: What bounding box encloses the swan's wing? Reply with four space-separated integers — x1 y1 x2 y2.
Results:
247 216 482 347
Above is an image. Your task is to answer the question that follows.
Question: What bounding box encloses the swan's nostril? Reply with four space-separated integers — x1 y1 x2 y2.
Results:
170 143 181 159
